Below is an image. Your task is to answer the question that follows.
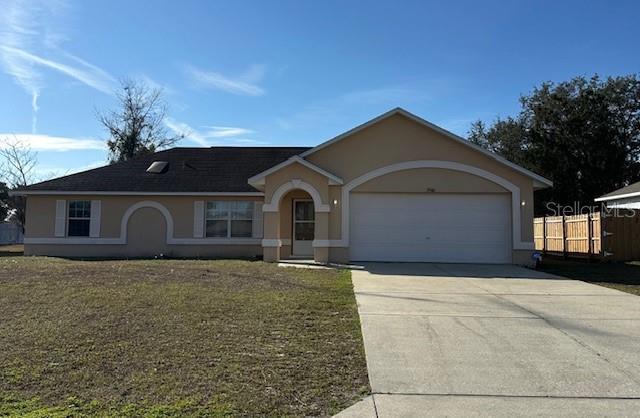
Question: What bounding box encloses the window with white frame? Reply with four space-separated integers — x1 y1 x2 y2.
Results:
205 201 254 238
68 200 91 237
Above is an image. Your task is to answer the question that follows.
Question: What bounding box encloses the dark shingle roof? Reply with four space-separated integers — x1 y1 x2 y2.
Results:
597 180 640 201
19 147 310 193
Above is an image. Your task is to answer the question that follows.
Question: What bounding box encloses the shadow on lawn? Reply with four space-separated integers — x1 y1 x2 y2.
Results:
539 257 640 285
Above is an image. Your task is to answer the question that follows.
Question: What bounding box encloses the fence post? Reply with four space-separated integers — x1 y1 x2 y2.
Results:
542 217 546 254
587 213 593 261
562 215 567 258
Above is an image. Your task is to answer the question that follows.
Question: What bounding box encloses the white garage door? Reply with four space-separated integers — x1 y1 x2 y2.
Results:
350 193 511 263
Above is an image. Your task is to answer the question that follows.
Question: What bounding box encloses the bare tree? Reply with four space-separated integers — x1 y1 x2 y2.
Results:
98 78 183 163
0 136 38 232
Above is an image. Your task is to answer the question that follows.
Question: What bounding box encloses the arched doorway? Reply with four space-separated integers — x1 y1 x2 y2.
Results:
279 189 315 258
125 206 169 257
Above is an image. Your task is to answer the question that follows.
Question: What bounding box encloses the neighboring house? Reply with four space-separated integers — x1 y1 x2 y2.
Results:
0 222 23 244
12 108 552 264
595 181 640 209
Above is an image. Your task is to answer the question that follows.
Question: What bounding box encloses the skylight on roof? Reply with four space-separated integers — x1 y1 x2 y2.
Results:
146 161 169 173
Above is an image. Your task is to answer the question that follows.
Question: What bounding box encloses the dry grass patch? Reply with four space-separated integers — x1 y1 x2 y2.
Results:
0 257 369 417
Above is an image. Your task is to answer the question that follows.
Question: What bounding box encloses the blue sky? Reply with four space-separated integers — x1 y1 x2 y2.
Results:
1 0 639 179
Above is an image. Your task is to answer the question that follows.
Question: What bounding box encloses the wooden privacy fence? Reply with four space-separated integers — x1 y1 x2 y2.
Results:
534 211 640 261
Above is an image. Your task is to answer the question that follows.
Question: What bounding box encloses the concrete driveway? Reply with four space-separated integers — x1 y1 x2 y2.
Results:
336 263 640 417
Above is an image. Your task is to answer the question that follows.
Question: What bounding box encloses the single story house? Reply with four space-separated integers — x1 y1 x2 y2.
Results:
14 108 552 264
595 181 640 209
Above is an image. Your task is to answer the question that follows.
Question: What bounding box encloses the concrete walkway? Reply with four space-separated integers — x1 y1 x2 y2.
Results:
335 263 640 417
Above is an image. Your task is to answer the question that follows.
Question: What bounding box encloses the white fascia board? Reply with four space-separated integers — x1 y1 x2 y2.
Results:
595 191 640 202
11 191 264 197
247 155 343 186
300 107 553 188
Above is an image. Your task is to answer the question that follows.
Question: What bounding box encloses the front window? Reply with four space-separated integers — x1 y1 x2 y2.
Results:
68 200 91 237
206 201 254 238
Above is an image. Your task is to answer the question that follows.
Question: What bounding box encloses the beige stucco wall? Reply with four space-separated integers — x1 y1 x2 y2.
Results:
24 194 264 259
328 186 342 240
25 113 543 264
26 195 261 239
261 162 334 262
306 113 537 243
258 113 540 264
263 162 330 206
353 168 508 194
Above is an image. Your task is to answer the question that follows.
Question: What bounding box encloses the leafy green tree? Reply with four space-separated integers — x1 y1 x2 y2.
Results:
98 79 183 163
468 75 640 214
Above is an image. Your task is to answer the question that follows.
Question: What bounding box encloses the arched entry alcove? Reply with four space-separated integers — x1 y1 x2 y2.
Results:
121 201 172 257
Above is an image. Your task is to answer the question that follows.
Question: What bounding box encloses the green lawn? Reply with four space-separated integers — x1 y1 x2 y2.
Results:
0 257 369 417
539 257 640 296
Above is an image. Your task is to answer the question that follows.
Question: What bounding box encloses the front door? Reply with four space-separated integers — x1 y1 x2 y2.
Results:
292 199 314 257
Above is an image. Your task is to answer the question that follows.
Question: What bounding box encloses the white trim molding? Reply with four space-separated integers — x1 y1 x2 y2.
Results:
170 238 261 246
262 239 283 247
263 179 331 212
299 107 552 189
330 160 534 250
24 237 123 245
260 239 292 248
248 155 343 188
312 239 331 248
24 237 262 246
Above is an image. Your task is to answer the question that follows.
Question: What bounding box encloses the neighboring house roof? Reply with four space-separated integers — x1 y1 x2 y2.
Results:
15 147 309 195
300 107 553 189
595 180 640 202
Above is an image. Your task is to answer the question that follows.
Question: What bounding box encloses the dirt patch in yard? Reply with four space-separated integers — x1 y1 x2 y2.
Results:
0 244 23 257
0 257 369 416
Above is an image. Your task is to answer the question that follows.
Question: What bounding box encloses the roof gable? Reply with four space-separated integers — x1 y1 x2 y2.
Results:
247 156 343 189
301 107 552 189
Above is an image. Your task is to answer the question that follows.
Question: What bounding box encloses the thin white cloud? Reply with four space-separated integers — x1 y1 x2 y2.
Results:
1 46 115 94
183 64 265 96
0 0 115 133
35 160 107 181
202 126 255 138
0 133 106 152
165 118 263 146
136 74 175 95
276 85 430 131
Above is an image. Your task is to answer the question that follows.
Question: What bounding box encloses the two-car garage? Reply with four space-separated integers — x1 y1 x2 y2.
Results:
349 193 512 263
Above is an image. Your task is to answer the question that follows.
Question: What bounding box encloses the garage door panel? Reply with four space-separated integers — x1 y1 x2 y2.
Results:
350 193 511 263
